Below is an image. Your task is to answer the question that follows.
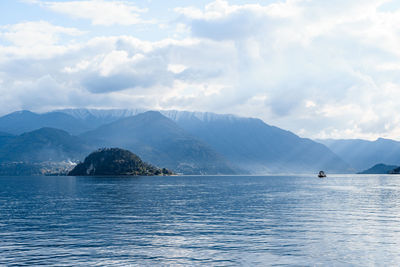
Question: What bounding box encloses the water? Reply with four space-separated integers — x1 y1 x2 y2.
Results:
1 175 400 266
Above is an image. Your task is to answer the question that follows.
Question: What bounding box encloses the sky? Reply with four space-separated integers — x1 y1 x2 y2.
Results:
1 0 400 140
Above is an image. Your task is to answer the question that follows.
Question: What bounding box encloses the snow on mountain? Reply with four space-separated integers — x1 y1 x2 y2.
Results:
56 108 241 123
57 108 146 120
160 110 240 123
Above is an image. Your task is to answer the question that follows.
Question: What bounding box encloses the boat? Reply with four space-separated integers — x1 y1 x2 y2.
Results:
318 171 326 178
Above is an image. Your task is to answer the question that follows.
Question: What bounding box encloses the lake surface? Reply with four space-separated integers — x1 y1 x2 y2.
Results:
1 175 400 266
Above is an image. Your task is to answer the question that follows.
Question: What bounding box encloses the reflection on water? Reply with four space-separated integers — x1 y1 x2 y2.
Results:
1 175 400 265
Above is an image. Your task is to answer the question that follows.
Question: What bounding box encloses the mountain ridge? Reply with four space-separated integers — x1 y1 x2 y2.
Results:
318 138 400 172
72 108 350 173
0 108 368 174
0 110 92 135
0 127 92 163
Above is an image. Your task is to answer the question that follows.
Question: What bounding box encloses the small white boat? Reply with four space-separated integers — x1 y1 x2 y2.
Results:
318 171 326 178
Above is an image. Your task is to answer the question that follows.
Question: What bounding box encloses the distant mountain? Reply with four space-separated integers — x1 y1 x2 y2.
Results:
0 109 145 135
162 111 350 173
0 109 148 135
0 108 352 173
358 163 398 174
318 138 400 172
68 148 173 176
80 111 237 175
0 127 93 163
0 110 91 135
58 108 350 173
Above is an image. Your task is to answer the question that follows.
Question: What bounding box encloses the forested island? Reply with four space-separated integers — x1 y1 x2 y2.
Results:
68 148 173 176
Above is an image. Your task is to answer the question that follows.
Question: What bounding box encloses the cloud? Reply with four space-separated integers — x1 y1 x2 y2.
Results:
175 0 301 40
0 21 83 46
0 21 83 59
172 0 400 139
33 0 149 26
58 37 233 94
69 44 174 93
3 0 400 140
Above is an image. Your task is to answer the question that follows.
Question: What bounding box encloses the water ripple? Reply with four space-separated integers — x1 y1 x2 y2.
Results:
1 175 400 265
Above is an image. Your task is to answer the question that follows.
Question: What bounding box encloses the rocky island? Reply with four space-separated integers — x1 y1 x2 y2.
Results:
68 148 173 176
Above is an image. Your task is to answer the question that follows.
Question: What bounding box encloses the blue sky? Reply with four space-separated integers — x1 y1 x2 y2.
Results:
1 0 400 140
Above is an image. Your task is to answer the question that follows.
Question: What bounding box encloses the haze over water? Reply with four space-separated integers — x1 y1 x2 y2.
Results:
1 175 400 265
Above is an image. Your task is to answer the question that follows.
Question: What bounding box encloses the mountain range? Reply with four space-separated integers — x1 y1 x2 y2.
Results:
0 110 92 135
162 111 349 173
1 108 399 175
318 138 400 172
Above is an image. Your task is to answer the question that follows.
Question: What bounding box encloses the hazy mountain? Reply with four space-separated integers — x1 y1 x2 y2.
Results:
0 108 352 173
0 109 147 135
80 111 237 175
358 163 398 174
0 127 93 163
318 138 400 172
0 109 142 135
62 108 351 173
0 110 91 135
162 111 350 173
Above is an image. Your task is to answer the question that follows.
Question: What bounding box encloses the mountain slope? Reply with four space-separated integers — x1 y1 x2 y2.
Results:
0 108 351 173
80 111 237 174
0 132 16 150
163 111 350 173
0 111 92 135
318 138 400 172
0 127 92 163
61 108 350 173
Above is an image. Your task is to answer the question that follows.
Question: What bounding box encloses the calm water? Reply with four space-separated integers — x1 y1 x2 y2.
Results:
1 175 400 266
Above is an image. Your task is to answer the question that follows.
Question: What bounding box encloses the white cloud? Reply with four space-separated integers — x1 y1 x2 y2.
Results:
36 0 149 26
175 0 301 21
3 0 400 140
168 64 187 74
63 60 91 74
172 0 400 139
0 21 83 47
0 21 84 60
